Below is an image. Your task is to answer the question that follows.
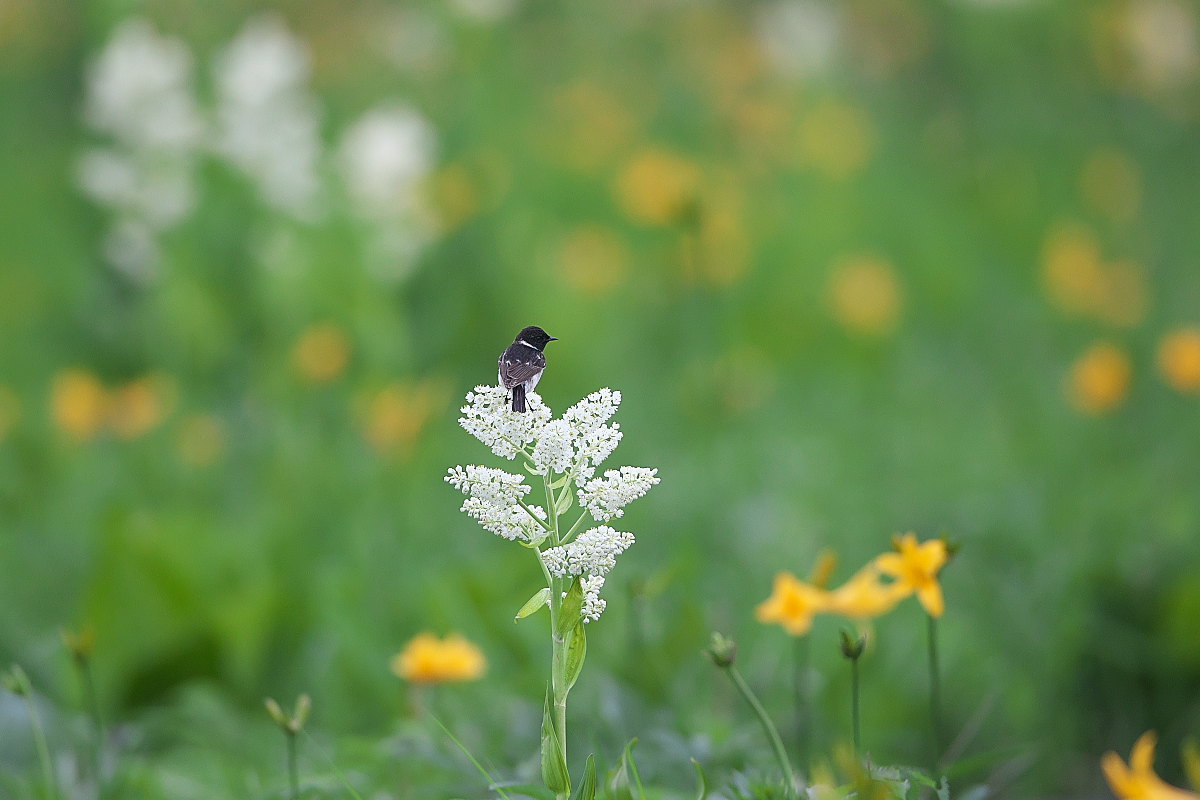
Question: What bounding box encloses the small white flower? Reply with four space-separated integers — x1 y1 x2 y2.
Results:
531 419 574 475
459 385 552 459
561 388 623 480
577 467 660 521
541 526 635 578
581 574 606 623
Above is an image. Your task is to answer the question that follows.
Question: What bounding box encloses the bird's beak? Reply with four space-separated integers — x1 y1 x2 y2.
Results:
549 337 559 341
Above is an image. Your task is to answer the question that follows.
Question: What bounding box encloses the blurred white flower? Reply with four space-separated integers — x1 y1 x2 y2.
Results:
755 1 841 79
213 14 322 218
339 106 437 217
102 218 160 283
1125 0 1199 90
447 0 519 24
577 467 660 522
373 8 449 74
84 19 203 151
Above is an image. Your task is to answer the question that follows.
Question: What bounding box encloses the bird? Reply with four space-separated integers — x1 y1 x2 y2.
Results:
498 325 557 412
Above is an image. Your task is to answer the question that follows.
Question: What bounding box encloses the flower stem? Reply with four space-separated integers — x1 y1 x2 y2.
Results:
286 729 299 800
724 664 798 797
78 657 104 788
850 657 861 756
793 635 810 777
20 690 59 800
927 614 943 768
543 473 569 800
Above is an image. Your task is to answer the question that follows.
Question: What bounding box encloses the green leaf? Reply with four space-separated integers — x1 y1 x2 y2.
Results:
523 461 539 475
562 621 587 694
555 489 574 515
541 693 570 793
516 588 552 621
556 577 584 637
690 758 709 800
550 473 572 490
605 738 642 800
571 754 598 800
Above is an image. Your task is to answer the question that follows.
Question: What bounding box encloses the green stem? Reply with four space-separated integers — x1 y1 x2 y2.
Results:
793 635 810 777
928 614 943 768
287 730 299 800
850 657 861 757
725 665 798 797
78 658 104 789
543 473 569 799
561 511 589 544
21 691 59 800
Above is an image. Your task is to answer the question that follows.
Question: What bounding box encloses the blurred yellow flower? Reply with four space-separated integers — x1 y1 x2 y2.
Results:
51 369 109 441
1103 731 1200 800
695 178 751 287
545 83 637 174
109 374 176 439
614 148 700 226
1157 327 1200 394
826 566 907 620
176 413 228 467
875 533 948 618
1080 148 1142 224
363 379 444 456
755 572 829 636
1041 224 1147 327
390 633 486 684
1069 342 1132 415
798 100 874 180
826 254 903 336
292 323 351 384
559 225 630 295
809 548 838 589
0 385 20 442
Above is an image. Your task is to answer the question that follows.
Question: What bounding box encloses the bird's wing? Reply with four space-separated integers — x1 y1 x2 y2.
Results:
499 348 546 387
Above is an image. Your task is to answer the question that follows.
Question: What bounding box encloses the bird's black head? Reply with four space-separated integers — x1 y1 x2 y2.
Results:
515 325 557 350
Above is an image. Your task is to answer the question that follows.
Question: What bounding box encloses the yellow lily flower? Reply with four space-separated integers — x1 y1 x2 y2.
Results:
1102 731 1200 800
390 633 487 685
755 572 829 636
826 565 907 620
875 533 948 618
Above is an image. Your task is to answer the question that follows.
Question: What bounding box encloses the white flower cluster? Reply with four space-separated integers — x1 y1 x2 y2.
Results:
577 467 660 522
445 465 546 541
581 575 606 623
541 526 635 579
213 14 322 218
78 16 440 281
78 19 203 282
459 385 552 459
451 386 658 622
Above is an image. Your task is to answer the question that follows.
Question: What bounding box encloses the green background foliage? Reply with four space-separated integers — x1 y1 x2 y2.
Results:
2 0 1199 796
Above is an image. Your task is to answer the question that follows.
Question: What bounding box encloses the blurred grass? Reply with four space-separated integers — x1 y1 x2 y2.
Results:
2 0 1200 795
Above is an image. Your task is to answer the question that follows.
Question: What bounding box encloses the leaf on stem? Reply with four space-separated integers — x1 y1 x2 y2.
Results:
562 621 587 695
572 754 598 800
556 577 584 637
541 692 570 793
516 588 552 621
605 738 643 800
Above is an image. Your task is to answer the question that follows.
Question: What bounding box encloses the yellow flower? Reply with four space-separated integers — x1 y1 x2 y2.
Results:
361 379 445 456
108 374 176 439
51 369 109 441
614 148 700 226
292 323 351 384
755 572 829 636
826 565 907 620
797 100 874 180
826 254 903 336
1103 731 1200 800
875 533 948 618
390 633 486 685
1040 224 1147 327
1068 342 1132 415
559 225 630 295
1158 328 1200 394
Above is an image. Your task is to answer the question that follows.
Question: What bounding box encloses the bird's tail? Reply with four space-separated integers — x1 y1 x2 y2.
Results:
511 384 527 413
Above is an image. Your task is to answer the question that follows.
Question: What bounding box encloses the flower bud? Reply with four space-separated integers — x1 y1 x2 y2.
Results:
706 632 738 668
839 629 867 660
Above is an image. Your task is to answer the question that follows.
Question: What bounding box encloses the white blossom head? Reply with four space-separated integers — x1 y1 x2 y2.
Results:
581 574 607 623
577 467 660 521
541 526 635 578
445 465 545 541
458 385 552 459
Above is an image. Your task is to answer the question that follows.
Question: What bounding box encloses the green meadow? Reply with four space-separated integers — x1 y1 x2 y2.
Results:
2 1 1199 797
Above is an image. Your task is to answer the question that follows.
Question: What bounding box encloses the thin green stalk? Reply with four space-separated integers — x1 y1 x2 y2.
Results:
543 472 569 800
793 635 810 776
928 614 943 767
77 658 104 788
20 691 59 800
725 665 798 797
850 657 861 756
286 730 299 800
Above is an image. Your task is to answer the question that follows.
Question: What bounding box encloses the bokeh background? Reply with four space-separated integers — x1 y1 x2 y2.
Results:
2 0 1200 796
